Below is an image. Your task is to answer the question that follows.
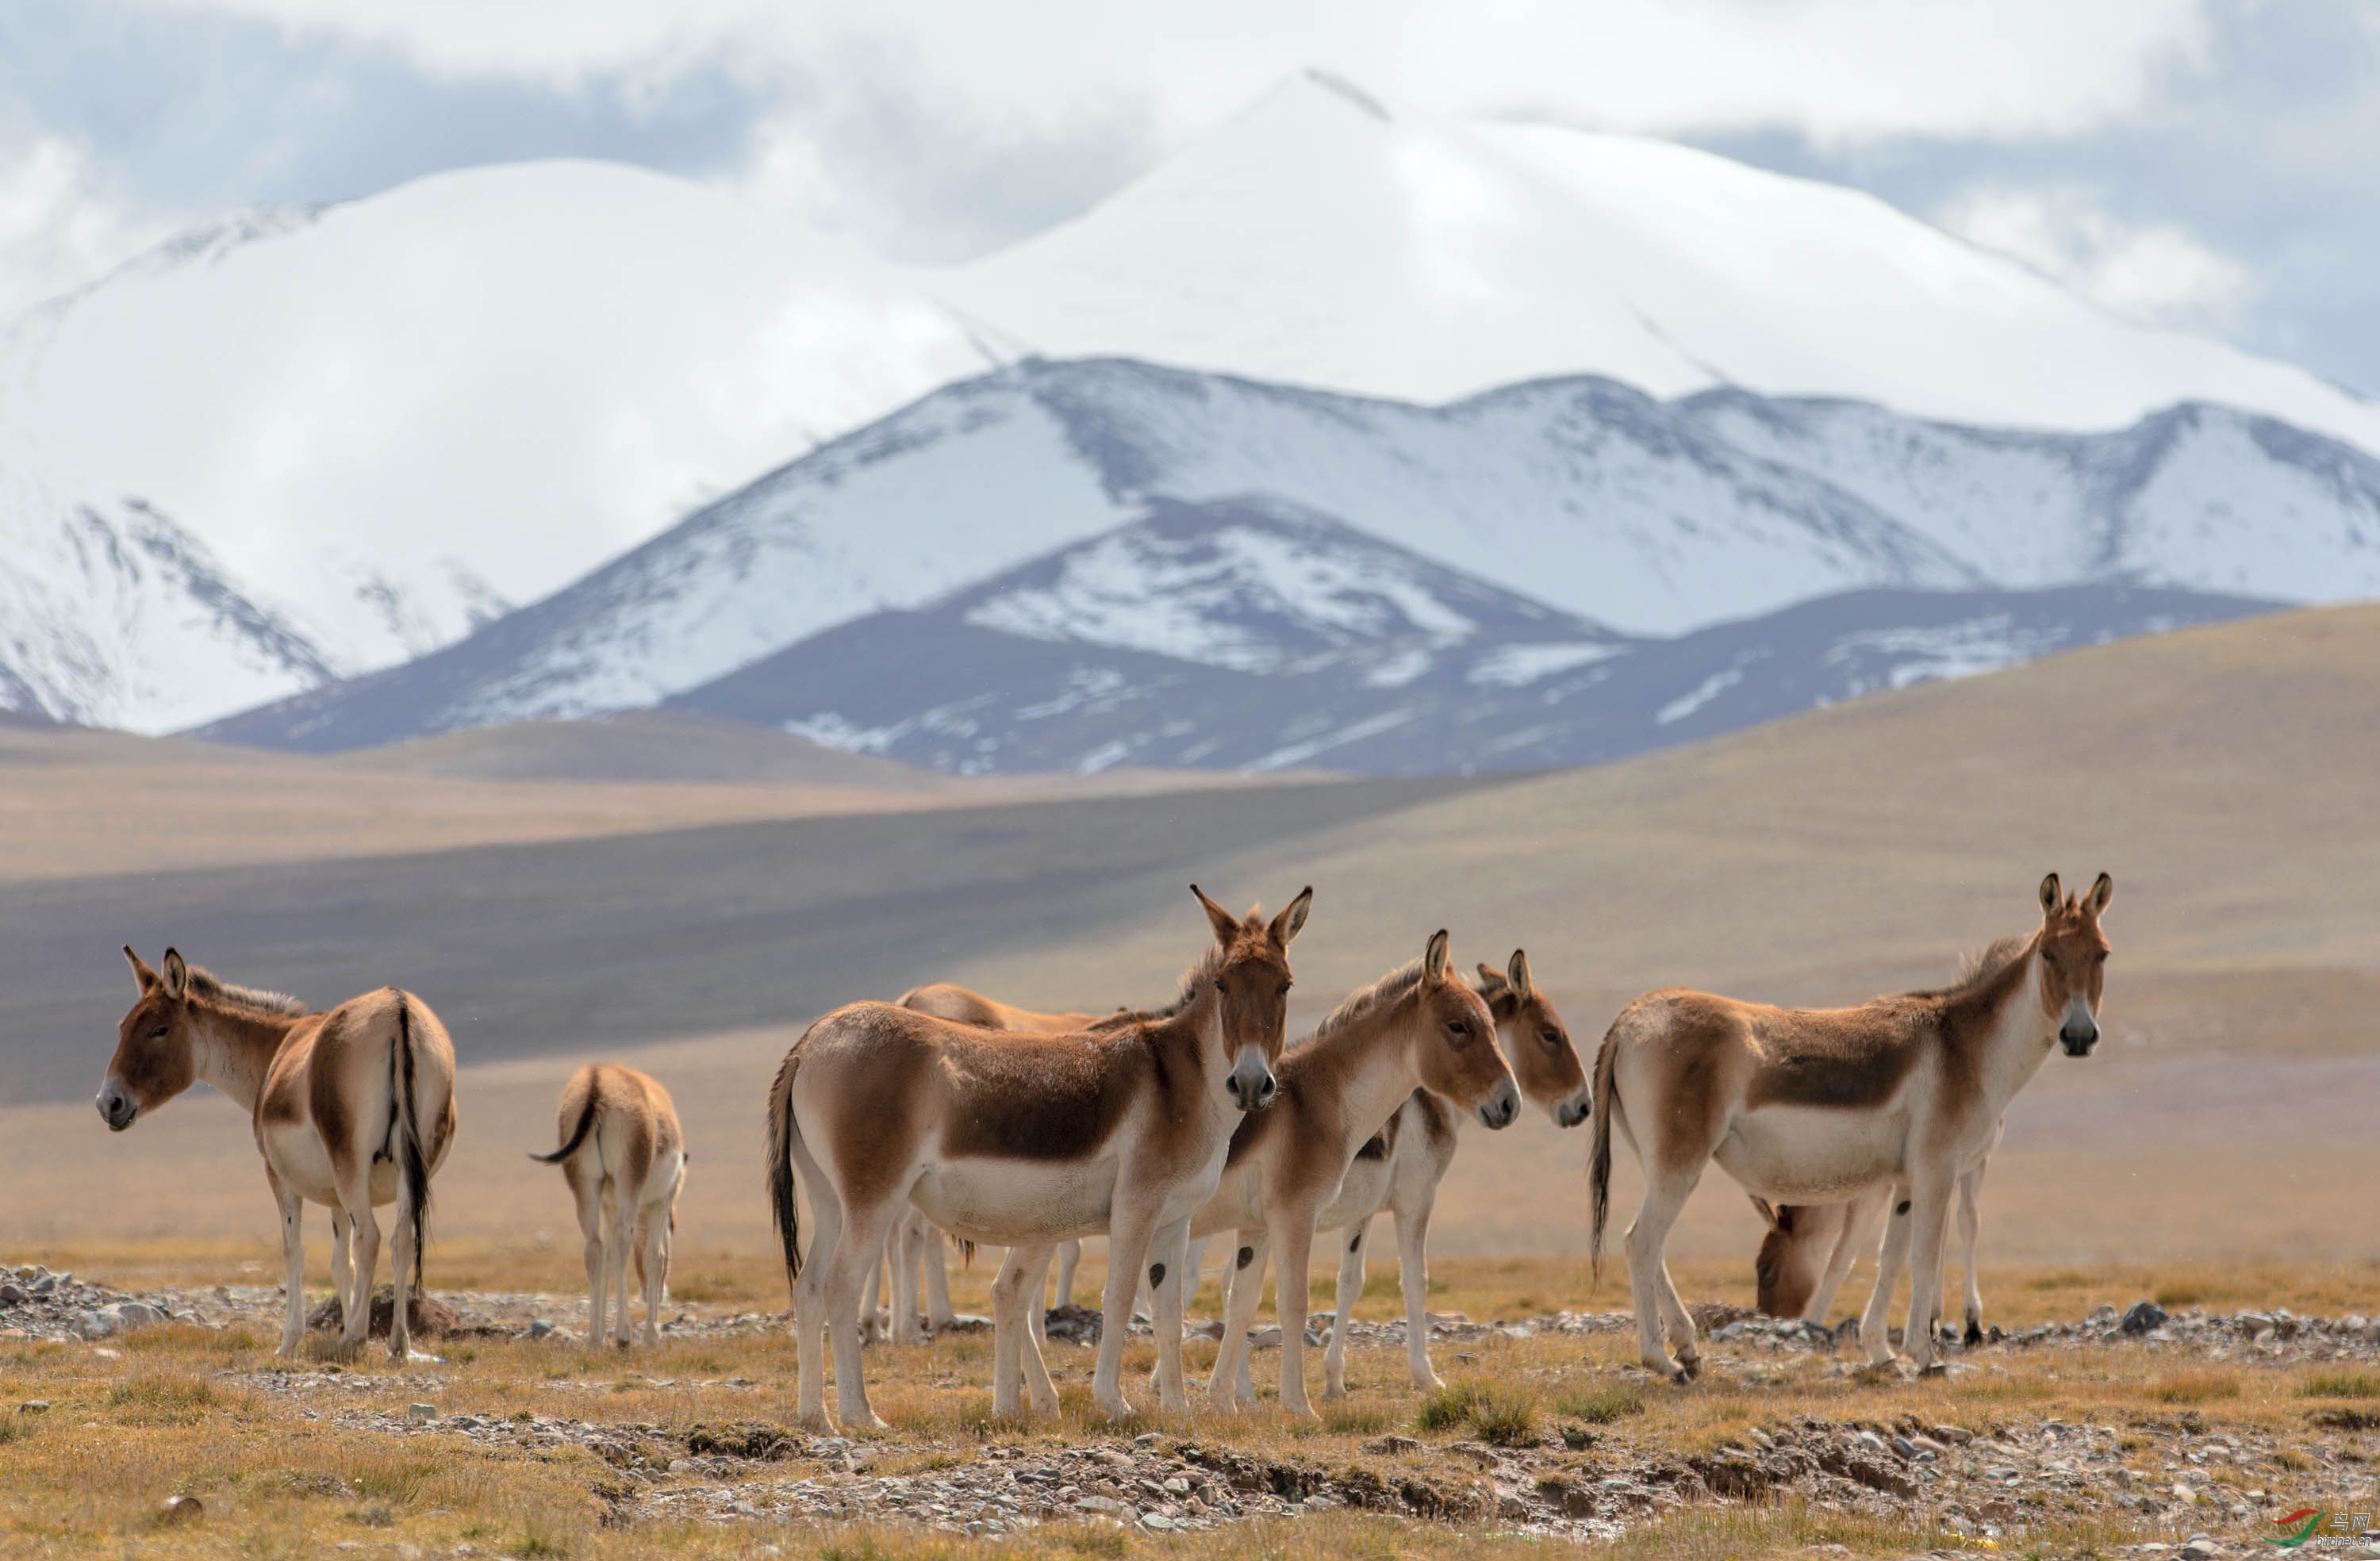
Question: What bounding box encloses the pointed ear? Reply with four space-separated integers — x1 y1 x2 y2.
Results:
123 945 159 993
2085 871 2113 919
1749 1195 1781 1232
1190 884 1241 946
1472 962 1507 995
1268 885 1313 947
2038 873 2062 919
1507 949 1534 1000
1422 929 1451 985
159 947 189 1000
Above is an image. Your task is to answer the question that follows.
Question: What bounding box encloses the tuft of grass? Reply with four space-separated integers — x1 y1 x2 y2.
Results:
1417 1379 1539 1445
2300 1371 2380 1398
2153 1370 2240 1403
1554 1383 1646 1424
2154 1282 2209 1307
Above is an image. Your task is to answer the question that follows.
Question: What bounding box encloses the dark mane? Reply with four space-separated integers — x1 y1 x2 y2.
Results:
1306 957 1425 1043
1902 934 2032 1003
1088 942 1223 1030
186 966 312 1018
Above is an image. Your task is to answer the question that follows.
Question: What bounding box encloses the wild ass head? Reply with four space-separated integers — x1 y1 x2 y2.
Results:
1475 949 1590 1127
2035 871 2113 1057
1409 931 1519 1129
1749 1197 1852 1318
100 946 198 1131
1190 883 1313 1112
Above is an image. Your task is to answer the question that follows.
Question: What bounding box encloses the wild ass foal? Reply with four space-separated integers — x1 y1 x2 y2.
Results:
1305 951 1591 1399
1590 873 2113 1380
767 885 1311 1429
1189 930 1518 1417
100 948 458 1360
1752 1119 2002 1338
530 1064 688 1349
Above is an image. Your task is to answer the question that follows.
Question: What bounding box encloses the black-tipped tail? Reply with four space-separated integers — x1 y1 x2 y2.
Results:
1587 1017 1619 1287
393 994 432 1293
529 1091 599 1164
765 1041 805 1294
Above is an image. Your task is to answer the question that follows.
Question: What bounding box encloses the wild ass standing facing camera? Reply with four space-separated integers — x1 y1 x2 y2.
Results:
1188 930 1519 1417
98 949 457 1360
1752 1117 2002 1339
766 884 1311 1430
1303 950 1591 1399
530 1064 688 1349
1590 873 2112 1381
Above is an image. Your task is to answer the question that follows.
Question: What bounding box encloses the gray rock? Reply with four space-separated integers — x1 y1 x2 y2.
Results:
527 1318 555 1338
407 1402 438 1421
75 1310 119 1340
0 1283 26 1304
2121 1301 2170 1337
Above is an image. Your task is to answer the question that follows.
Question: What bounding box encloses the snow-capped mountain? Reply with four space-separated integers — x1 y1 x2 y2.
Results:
0 159 1001 728
940 71 2380 455
195 358 2380 753
660 508 2270 776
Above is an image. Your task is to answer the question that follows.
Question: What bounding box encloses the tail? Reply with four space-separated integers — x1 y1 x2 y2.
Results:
1587 1014 1621 1286
766 1041 804 1294
392 992 432 1293
955 1236 977 1270
529 1091 599 1164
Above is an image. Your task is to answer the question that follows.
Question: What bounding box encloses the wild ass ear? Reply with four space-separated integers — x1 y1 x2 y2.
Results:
1507 949 1534 1001
1268 885 1313 947
2037 872 2063 918
1472 962 1507 996
1422 929 1452 985
1190 884 1242 946
2084 871 2113 918
123 945 159 993
1748 1195 1782 1232
159 947 189 1000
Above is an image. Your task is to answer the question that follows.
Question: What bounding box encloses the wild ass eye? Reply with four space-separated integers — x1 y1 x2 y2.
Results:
1446 1020 1469 1038
2040 948 2054 964
1539 1027 1561 1049
148 1026 170 1041
1277 982 1291 996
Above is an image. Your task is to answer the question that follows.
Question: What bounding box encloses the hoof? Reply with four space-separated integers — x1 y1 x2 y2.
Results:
1917 1360 1948 1379
1964 1321 1984 1347
1675 1354 1702 1383
793 1412 835 1434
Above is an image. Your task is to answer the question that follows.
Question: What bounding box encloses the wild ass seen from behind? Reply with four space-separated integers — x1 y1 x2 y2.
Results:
1590 873 2112 1380
766 885 1311 1429
530 1064 688 1349
99 949 457 1360
1188 930 1518 1417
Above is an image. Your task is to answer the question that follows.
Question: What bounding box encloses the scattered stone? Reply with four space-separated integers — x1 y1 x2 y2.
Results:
528 1318 555 1339
407 1402 439 1421
307 1288 464 1340
2122 1301 2171 1337
18 1400 48 1413
158 1494 203 1525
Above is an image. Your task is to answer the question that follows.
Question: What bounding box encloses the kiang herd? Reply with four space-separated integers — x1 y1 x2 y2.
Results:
97 869 2113 1431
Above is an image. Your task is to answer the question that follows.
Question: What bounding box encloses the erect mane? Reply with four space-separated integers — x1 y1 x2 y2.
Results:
1307 957 1425 1042
186 966 312 1018
1902 934 2032 1003
1089 942 1224 1030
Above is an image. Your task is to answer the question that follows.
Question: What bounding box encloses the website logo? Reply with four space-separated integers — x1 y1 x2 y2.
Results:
2267 1509 2327 1548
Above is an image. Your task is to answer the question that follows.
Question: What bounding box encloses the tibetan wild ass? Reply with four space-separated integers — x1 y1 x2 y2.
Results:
530 1064 688 1348
1188 930 1518 1417
1752 1117 2002 1339
100 949 457 1360
1590 873 2111 1380
766 884 1311 1429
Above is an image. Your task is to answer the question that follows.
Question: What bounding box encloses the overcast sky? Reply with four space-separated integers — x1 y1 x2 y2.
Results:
3 0 2374 396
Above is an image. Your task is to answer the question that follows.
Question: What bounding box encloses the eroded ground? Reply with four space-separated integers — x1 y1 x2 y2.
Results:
10 1255 2380 1561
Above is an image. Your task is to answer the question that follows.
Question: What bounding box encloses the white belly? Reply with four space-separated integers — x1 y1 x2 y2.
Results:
911 1156 1119 1245
1316 1153 1392 1233
1713 1103 1909 1203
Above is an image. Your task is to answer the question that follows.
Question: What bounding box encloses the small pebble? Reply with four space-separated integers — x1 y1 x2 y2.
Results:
159 1494 203 1525
407 1402 438 1421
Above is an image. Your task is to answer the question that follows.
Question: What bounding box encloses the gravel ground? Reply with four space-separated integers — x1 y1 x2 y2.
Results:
14 1261 2380 1557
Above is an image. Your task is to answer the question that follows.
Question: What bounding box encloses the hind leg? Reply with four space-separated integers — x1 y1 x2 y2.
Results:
890 1210 929 1347
1624 1164 1706 1381
1322 1216 1368 1401
635 1200 671 1346
787 1139 845 1431
390 1179 422 1361
1393 1202 1442 1390
1208 1230 1270 1412
569 1166 606 1350
824 1196 903 1431
924 1225 957 1330
604 1185 637 1351
991 1243 1059 1419
1146 1218 1192 1413
1806 1188 1886 1326
270 1170 309 1358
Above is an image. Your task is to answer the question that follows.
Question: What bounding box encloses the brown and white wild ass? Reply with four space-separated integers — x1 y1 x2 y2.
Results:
100 949 458 1360
1589 873 2112 1380
1197 950 1588 1405
1186 930 1518 1417
1752 1118 2001 1340
766 885 1310 1429
530 1064 688 1349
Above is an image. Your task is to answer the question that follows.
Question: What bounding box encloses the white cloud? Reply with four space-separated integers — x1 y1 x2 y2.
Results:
1940 185 2253 332
151 0 2211 146
0 138 171 324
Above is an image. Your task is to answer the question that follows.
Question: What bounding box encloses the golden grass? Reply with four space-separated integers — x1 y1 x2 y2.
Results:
17 1252 2380 1560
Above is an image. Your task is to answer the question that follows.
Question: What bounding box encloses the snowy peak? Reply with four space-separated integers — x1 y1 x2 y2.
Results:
951 495 1619 681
